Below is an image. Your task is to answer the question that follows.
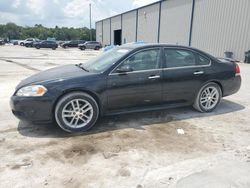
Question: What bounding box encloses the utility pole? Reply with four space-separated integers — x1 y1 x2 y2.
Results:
89 3 92 41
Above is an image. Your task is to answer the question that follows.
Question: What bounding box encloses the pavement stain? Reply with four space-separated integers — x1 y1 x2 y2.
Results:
7 120 217 168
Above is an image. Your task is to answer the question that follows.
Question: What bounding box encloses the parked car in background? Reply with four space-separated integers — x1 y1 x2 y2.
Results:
78 41 102 50
20 38 39 47
10 44 241 133
61 40 85 48
0 39 5 45
33 40 58 50
10 40 18 45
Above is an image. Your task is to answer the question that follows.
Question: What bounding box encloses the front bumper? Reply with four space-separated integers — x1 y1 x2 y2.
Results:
10 95 54 122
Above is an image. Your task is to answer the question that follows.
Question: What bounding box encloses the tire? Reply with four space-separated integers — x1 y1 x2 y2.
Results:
95 46 100 50
193 82 222 112
52 47 56 50
35 46 40 49
55 92 99 133
81 46 86 50
20 43 24 46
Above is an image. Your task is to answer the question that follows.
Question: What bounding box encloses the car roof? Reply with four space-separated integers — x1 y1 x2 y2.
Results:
118 43 214 58
120 43 193 49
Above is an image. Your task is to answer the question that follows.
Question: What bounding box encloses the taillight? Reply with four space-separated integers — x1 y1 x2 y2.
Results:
235 63 240 76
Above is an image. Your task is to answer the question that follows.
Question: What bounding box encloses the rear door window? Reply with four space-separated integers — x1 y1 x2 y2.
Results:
164 49 196 68
197 54 210 65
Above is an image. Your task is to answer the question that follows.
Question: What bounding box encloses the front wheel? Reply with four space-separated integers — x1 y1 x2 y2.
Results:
55 92 99 133
193 83 222 112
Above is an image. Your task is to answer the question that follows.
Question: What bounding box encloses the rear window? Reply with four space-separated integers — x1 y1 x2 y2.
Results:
197 54 210 65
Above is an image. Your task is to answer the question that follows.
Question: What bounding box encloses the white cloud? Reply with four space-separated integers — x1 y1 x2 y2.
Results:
12 0 21 8
0 0 159 27
26 0 46 17
132 0 159 8
0 12 20 24
63 0 90 18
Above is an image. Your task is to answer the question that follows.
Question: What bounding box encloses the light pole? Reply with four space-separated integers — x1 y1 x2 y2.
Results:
89 3 92 41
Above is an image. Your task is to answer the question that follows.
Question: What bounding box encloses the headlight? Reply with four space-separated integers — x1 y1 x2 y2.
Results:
16 85 47 97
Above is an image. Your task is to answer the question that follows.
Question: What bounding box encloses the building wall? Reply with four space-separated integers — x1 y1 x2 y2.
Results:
137 3 160 43
191 0 250 60
122 10 137 44
111 15 122 44
102 19 111 46
96 21 103 44
160 0 193 45
96 0 250 60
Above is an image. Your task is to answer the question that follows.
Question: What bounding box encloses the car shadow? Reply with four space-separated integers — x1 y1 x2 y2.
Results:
17 99 245 138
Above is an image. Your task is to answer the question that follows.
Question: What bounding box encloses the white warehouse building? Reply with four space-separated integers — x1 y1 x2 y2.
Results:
95 0 250 61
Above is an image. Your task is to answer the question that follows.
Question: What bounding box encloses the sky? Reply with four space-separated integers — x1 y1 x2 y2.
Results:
0 0 159 28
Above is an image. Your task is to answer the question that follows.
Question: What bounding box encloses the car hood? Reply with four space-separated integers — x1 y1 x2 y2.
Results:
16 64 92 89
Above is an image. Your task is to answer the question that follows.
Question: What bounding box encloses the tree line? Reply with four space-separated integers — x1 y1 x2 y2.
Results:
0 23 96 41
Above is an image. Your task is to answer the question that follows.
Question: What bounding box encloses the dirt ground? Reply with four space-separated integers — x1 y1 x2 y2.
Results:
0 45 250 188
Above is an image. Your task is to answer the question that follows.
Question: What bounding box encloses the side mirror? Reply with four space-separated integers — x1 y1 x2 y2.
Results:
116 65 133 73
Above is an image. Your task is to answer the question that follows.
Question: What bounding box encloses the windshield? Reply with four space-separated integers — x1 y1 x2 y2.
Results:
81 48 131 73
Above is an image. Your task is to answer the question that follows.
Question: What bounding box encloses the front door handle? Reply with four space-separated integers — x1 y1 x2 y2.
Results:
148 75 160 79
193 71 204 75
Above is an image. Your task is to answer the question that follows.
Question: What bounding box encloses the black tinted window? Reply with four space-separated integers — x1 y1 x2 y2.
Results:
117 49 160 72
197 54 210 65
164 49 196 68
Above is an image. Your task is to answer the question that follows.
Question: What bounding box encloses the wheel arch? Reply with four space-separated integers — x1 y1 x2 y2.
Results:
209 80 223 96
52 88 103 117
201 80 224 96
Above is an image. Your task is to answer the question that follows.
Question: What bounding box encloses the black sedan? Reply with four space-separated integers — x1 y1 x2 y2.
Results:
61 40 85 48
10 44 241 133
34 40 58 50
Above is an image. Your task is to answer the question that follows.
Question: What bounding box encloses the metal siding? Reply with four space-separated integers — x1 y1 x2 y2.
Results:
111 15 122 45
102 19 111 46
160 0 193 45
137 3 160 43
122 10 137 44
192 0 250 61
96 21 102 44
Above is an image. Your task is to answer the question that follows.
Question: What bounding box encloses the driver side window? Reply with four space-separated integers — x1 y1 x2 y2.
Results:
116 49 160 72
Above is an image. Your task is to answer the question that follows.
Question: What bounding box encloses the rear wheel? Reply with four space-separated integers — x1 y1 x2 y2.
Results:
95 46 100 50
193 83 222 112
81 46 86 50
55 92 99 133
52 47 56 50
35 46 40 49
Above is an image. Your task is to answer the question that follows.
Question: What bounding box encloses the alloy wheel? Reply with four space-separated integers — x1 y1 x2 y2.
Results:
61 99 93 128
200 86 219 110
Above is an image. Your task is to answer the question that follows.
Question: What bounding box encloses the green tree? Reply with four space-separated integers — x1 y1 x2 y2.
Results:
0 23 96 41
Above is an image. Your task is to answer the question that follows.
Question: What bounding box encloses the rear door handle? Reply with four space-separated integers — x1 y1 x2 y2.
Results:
148 75 160 79
193 71 204 75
